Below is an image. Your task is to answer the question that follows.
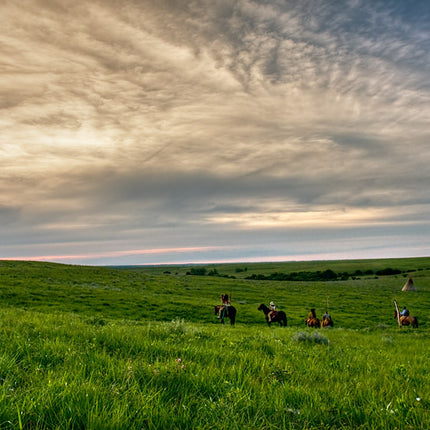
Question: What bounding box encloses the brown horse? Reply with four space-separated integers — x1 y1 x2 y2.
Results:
214 305 236 325
305 317 320 328
305 308 320 328
322 316 333 328
394 311 418 328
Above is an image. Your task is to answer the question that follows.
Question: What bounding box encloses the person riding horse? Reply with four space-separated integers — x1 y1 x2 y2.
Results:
305 308 320 327
257 303 287 327
322 310 333 327
400 306 409 323
323 310 332 323
217 294 230 319
268 301 277 322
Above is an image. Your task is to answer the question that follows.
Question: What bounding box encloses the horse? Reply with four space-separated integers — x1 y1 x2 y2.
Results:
394 311 418 328
258 304 287 327
322 316 333 328
214 305 236 325
305 317 320 328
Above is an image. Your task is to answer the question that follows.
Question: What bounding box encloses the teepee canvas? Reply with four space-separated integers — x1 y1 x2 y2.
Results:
402 277 417 292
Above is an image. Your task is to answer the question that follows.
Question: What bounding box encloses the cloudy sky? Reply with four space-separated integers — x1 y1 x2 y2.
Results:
1 0 429 266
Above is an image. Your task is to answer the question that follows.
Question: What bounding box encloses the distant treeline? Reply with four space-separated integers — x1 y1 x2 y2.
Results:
186 266 410 281
186 268 236 278
245 268 405 281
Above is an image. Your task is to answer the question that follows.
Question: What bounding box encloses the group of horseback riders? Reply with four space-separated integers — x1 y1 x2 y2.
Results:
267 303 333 326
217 294 415 328
305 308 332 327
218 295 333 326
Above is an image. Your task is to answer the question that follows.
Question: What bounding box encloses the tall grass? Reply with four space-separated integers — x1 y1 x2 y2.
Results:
0 308 429 429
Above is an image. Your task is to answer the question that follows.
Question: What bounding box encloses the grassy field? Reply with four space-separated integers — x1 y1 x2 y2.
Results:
0 258 429 429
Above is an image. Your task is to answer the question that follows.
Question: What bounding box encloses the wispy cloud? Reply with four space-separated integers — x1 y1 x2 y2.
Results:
1 0 429 264
2 245 226 263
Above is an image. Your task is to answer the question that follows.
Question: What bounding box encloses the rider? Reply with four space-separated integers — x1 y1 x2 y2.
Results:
218 294 230 318
400 306 409 322
323 310 331 321
309 308 317 319
268 301 276 322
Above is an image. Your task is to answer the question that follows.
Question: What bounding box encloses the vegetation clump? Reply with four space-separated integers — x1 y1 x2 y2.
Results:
292 331 329 345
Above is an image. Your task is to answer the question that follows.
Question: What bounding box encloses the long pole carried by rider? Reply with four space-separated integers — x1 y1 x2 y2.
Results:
393 299 401 327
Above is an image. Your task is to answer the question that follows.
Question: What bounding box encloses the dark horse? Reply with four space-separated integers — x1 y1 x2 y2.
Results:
258 304 287 327
394 311 418 328
214 305 236 325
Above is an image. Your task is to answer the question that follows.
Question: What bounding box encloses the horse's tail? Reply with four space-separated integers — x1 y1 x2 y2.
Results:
230 306 236 325
283 314 287 326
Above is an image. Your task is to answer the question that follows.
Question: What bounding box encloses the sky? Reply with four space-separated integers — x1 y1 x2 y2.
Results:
1 0 429 266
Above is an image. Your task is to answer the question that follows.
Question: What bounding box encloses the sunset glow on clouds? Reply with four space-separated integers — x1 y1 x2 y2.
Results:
1 0 429 265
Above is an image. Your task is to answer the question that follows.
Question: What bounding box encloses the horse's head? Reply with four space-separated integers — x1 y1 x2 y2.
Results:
257 304 265 311
214 305 220 315
393 310 398 319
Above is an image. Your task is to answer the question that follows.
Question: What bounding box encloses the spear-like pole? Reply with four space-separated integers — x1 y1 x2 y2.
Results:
394 299 401 327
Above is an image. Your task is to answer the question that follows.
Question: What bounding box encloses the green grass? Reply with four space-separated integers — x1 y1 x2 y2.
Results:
0 258 429 428
0 310 429 429
1 259 429 328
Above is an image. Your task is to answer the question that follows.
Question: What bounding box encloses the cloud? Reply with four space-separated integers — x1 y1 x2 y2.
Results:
0 0 429 264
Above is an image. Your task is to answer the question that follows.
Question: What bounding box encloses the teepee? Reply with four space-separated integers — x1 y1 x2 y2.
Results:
402 277 417 292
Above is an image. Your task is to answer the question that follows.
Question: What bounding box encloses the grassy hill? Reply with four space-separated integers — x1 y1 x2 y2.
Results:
1 258 429 328
0 258 429 428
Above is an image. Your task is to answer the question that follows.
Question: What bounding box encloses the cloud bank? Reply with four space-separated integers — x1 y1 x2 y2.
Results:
1 0 429 264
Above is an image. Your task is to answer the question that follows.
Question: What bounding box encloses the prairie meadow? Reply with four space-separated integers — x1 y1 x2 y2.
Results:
0 258 429 429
